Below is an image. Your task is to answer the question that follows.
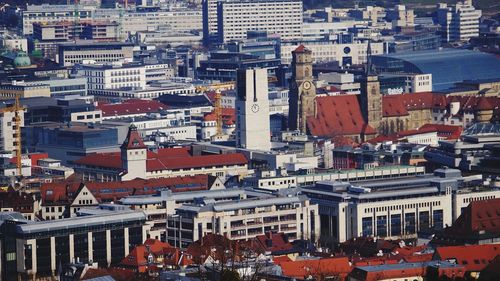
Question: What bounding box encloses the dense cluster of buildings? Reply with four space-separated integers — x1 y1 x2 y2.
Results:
0 0 499 280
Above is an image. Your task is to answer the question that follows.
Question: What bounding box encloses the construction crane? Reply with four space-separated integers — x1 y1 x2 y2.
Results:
0 95 24 176
214 89 223 137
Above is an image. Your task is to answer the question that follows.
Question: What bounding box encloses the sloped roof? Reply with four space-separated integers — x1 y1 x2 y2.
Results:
280 257 351 279
382 92 435 117
307 95 376 137
74 147 248 172
434 244 500 272
121 125 146 150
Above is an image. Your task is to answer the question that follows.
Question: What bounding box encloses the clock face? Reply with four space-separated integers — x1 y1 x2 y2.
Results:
303 81 312 90
251 103 260 113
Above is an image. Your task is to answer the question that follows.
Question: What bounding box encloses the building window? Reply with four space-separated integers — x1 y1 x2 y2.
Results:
433 209 443 229
405 213 416 234
362 217 372 237
376 215 387 237
419 211 430 230
390 214 401 237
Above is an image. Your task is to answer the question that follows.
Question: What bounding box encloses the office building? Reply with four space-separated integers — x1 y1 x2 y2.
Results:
236 68 271 151
167 194 319 247
302 168 500 245
216 0 303 43
21 4 95 35
1 206 148 280
57 42 134 67
372 49 500 91
202 0 221 45
437 0 482 43
78 63 146 91
0 82 51 100
23 121 128 165
280 41 384 65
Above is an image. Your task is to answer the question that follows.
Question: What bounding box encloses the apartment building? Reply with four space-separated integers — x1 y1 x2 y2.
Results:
437 0 482 43
216 0 303 43
79 63 146 91
166 195 319 247
1 206 148 281
301 168 500 246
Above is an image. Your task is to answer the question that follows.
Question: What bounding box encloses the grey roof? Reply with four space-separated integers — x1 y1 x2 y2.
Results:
355 261 461 272
374 48 500 90
17 210 146 234
212 196 302 212
119 188 246 205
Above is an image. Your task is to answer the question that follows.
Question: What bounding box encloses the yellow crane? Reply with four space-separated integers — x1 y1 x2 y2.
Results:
0 95 24 176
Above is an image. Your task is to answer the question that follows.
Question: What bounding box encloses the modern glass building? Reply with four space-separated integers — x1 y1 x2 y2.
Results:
372 48 500 91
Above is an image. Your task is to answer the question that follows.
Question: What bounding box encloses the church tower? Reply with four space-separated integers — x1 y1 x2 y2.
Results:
288 45 316 134
360 41 382 133
121 124 147 180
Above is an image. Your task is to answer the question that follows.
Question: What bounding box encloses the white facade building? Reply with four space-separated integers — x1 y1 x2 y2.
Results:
167 195 319 246
216 0 303 43
80 64 146 91
437 0 482 42
0 108 24 152
236 68 271 151
280 41 384 65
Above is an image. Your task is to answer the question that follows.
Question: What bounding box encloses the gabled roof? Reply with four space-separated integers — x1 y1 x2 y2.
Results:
293 44 310 53
248 232 295 255
434 244 500 272
40 175 210 204
307 95 376 137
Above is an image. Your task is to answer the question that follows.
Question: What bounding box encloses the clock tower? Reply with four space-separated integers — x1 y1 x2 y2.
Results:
288 45 316 134
236 68 271 151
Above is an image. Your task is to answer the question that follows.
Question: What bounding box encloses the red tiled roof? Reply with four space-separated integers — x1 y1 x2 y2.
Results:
280 257 352 280
307 95 376 137
419 124 462 140
97 99 166 117
75 147 248 173
203 108 236 124
250 232 294 254
382 92 435 117
40 174 210 204
434 244 500 272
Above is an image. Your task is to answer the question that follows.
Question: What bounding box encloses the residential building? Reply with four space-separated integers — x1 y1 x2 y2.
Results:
236 68 271 151
216 0 303 43
167 194 319 247
0 102 24 153
437 0 482 43
1 206 149 280
432 198 500 246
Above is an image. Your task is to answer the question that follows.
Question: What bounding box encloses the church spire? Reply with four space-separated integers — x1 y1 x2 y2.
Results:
365 40 377 76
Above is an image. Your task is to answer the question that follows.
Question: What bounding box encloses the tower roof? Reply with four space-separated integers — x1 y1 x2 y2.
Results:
121 124 146 150
293 44 310 53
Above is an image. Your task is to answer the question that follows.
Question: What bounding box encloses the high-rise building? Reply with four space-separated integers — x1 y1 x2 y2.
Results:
437 0 482 43
216 0 302 43
202 0 221 46
288 45 316 134
236 68 271 151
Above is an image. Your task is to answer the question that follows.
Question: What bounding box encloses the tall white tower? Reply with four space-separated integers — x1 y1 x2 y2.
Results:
120 124 147 180
236 68 271 151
